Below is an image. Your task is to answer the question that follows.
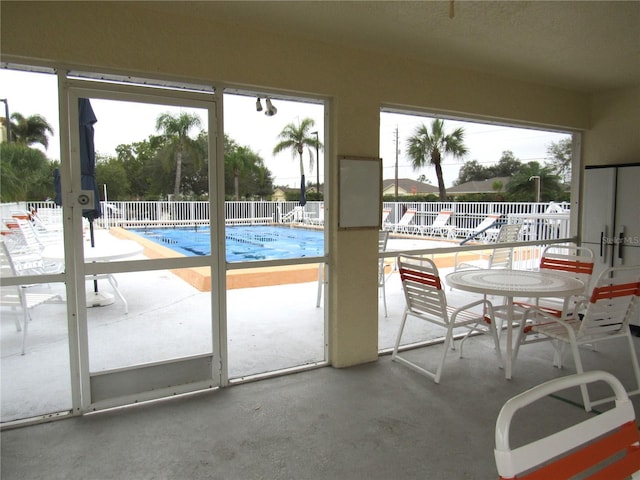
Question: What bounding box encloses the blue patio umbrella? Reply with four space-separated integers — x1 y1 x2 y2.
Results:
53 168 62 206
79 98 102 232
299 173 306 207
79 98 104 299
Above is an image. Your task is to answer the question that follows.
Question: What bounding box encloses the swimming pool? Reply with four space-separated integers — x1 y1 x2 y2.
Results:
131 225 324 262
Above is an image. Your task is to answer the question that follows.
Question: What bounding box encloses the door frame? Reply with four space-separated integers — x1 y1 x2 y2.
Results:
60 75 223 412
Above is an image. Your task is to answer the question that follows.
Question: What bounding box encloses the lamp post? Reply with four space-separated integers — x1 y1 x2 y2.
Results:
311 131 320 198
0 98 11 142
529 175 541 203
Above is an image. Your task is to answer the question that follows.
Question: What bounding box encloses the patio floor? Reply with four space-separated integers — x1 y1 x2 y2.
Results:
2 234 639 430
2 322 639 479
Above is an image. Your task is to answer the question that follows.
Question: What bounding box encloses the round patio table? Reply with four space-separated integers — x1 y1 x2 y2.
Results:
42 240 144 311
446 269 585 380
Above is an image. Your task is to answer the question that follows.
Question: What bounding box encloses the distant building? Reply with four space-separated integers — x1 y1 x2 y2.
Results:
271 187 287 202
382 178 439 197
446 176 511 197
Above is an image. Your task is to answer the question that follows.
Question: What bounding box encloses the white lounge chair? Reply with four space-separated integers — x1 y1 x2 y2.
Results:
1 239 61 355
419 210 454 238
391 208 418 234
455 213 501 241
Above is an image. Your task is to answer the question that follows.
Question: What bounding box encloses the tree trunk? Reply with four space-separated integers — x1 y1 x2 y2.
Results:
173 148 183 197
435 162 447 201
234 170 240 200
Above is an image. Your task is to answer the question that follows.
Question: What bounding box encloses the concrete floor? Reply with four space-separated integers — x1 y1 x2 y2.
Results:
2 329 639 479
3 232 640 478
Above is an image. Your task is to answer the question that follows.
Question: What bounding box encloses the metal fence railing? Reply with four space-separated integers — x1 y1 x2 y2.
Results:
8 200 570 242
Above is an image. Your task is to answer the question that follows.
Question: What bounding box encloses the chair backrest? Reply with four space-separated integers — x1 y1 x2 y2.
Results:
378 230 389 283
578 265 640 339
397 208 417 226
486 224 523 269
432 210 453 227
0 239 27 306
495 370 640 480
14 218 45 250
378 230 389 252
398 254 448 320
381 208 391 225
496 224 522 243
540 244 594 294
0 238 18 277
488 247 514 269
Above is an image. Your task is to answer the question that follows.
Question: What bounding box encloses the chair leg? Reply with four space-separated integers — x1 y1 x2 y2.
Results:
626 332 640 396
434 326 455 384
316 264 323 308
379 262 388 318
567 341 591 411
11 306 22 332
392 310 409 359
490 322 504 369
21 310 30 356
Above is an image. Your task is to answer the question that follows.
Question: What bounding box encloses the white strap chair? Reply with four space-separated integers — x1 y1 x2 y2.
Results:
392 254 503 383
515 265 640 411
513 243 594 318
1 239 61 355
495 371 640 479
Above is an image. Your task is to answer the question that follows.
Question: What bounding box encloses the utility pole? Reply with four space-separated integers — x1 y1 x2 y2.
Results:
394 125 399 201
311 131 320 198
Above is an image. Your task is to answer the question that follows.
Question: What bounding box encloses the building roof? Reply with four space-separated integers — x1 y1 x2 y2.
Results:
382 179 439 196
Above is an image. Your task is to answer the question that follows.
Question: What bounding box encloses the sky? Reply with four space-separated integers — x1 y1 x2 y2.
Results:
1 68 570 189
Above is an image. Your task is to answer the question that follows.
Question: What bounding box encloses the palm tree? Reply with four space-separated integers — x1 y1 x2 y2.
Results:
227 145 262 200
406 119 468 201
272 118 322 206
155 112 202 197
10 112 54 149
506 161 565 202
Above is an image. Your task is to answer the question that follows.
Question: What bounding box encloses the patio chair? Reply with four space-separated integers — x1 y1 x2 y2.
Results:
0 239 61 355
455 213 501 242
392 254 503 383
306 205 324 226
2 218 63 275
494 370 640 480
512 244 594 319
390 208 418 234
514 265 640 411
454 224 522 273
381 208 392 231
419 209 454 238
316 231 390 315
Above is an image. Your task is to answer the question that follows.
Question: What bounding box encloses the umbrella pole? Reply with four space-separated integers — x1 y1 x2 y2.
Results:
90 220 98 293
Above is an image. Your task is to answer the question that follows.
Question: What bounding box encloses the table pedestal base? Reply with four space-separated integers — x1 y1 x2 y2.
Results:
86 291 115 308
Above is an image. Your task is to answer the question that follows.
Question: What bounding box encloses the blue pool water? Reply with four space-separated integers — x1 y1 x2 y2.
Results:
132 225 324 262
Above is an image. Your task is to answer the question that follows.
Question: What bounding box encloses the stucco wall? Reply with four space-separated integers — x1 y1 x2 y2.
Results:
4 1 633 368
584 86 640 167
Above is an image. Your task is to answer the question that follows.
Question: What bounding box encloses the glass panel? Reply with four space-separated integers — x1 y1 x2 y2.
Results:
226 267 325 378
0 69 65 277
87 267 213 373
1 281 71 422
223 93 325 261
